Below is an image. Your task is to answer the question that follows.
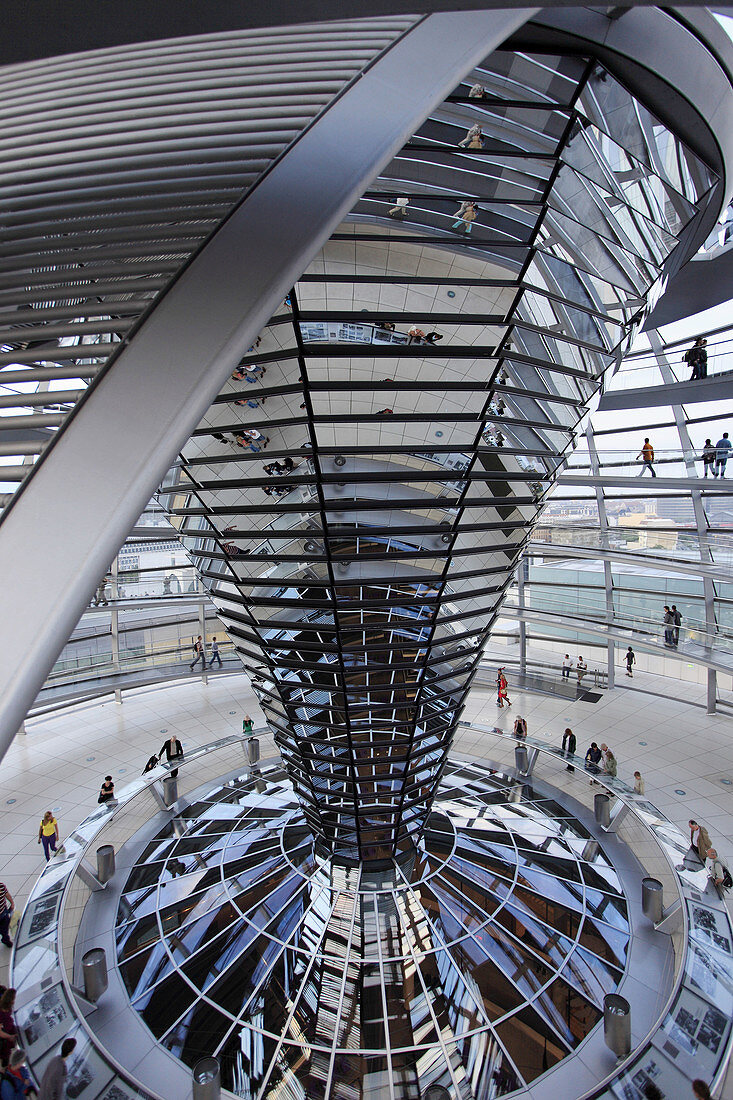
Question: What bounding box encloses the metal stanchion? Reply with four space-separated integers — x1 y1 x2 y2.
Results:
594 793 611 828
582 840 600 862
514 745 528 774
603 993 631 1058
96 845 115 884
162 775 178 807
247 737 260 767
82 948 108 1003
192 1056 221 1100
642 877 664 924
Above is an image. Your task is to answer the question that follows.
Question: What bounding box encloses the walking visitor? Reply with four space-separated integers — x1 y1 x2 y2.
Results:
388 197 409 218
209 636 222 668
684 336 707 380
496 669 511 708
452 200 477 234
636 438 656 477
562 727 576 771
458 123 484 149
625 646 635 677
38 812 59 861
37 1037 76 1100
190 635 206 672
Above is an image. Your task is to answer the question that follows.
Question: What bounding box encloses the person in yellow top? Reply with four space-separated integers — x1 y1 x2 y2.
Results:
637 437 656 477
38 811 60 861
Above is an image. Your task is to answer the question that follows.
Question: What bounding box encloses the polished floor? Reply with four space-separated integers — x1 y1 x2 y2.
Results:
2 669 733 1006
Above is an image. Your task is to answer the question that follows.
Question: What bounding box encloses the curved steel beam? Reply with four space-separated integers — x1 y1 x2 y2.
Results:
0 1 710 67
0 9 533 760
598 371 733 411
644 250 733 328
505 604 733 675
528 541 733 583
517 6 733 268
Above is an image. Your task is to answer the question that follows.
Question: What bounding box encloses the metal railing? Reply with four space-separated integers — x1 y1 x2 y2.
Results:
560 446 733 478
502 594 731 653
12 731 274 1100
16 726 729 1100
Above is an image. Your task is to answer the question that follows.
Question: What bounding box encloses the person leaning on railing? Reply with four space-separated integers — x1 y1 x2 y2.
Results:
158 735 184 778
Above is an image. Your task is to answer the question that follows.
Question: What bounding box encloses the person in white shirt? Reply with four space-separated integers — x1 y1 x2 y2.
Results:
209 636 222 669
633 771 645 795
388 197 409 218
576 656 587 686
561 654 572 680
705 847 730 892
458 123 483 149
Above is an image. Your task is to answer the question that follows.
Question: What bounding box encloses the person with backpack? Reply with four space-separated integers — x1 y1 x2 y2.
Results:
684 336 707 380
701 438 716 477
189 635 206 672
705 847 732 894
